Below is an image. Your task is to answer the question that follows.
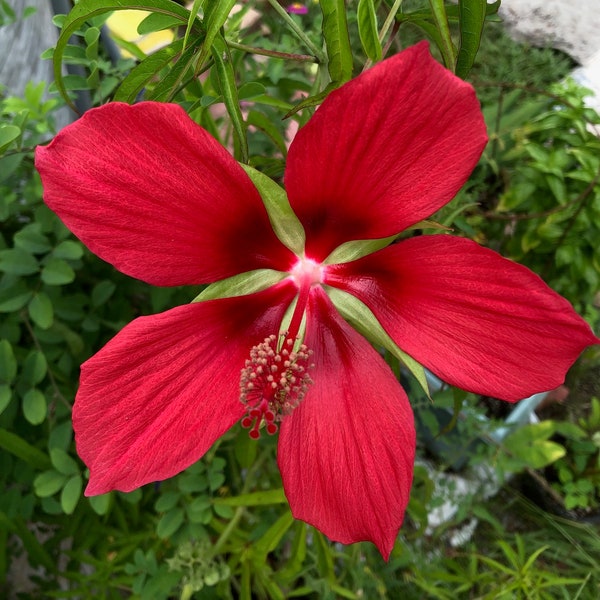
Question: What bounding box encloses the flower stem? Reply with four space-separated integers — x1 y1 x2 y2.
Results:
265 0 325 63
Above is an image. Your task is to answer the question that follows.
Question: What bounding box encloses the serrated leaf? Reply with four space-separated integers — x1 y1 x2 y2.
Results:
61 475 82 514
0 340 17 382
326 286 430 398
241 164 305 255
50 448 79 476
0 248 39 275
22 388 47 425
34 470 67 497
357 0 381 61
41 259 75 285
28 293 54 329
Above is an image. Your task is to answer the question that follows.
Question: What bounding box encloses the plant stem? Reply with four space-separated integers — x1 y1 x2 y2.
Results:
227 39 317 63
265 0 325 63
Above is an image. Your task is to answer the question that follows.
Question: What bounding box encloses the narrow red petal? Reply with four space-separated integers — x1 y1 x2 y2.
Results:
76 282 296 495
277 287 415 559
35 102 294 286
326 236 599 400
285 42 487 261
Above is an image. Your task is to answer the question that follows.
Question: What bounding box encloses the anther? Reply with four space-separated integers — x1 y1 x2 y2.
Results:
240 334 313 439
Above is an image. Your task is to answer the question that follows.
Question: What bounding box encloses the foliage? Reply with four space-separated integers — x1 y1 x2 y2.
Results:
1 0 599 598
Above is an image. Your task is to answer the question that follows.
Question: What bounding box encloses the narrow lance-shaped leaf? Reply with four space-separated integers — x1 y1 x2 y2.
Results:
427 0 456 71
357 0 382 62
52 0 192 109
211 34 249 163
113 38 185 102
194 0 236 72
320 0 353 83
455 0 488 78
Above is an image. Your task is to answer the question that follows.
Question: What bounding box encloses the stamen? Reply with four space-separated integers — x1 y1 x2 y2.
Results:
240 334 313 439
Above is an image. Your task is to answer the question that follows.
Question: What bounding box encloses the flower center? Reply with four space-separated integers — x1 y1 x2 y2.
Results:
290 257 323 289
240 334 313 439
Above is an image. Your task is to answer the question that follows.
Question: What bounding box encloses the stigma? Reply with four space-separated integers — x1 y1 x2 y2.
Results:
240 334 313 439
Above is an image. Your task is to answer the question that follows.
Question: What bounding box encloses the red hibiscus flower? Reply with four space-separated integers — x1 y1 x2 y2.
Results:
35 42 598 558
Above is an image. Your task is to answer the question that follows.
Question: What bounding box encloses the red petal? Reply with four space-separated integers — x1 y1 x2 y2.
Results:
326 236 599 400
285 42 487 261
35 102 294 286
75 282 296 495
277 288 415 559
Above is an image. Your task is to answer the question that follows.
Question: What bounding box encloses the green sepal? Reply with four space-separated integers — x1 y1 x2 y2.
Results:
323 234 398 265
326 286 430 398
241 164 305 256
193 269 286 302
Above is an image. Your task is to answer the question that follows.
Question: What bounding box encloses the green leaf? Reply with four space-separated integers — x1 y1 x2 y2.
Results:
211 35 248 163
194 0 235 68
52 0 191 109
455 0 488 78
0 125 20 153
156 508 184 539
238 82 266 100
0 248 39 275
252 510 295 561
212 489 287 507
0 428 51 469
155 491 181 512
88 493 111 515
326 286 430 398
427 0 456 71
357 0 382 61
14 225 51 254
22 389 47 425
246 110 288 156
41 259 75 285
28 293 54 329
320 0 353 84
194 269 286 302
0 384 10 415
52 240 83 260
50 448 79 476
21 351 47 386
61 475 82 514
0 288 32 312
241 165 305 255
504 422 566 469
0 340 17 383
114 38 185 103
34 470 68 497
324 234 398 264
91 280 117 307
137 11 182 33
